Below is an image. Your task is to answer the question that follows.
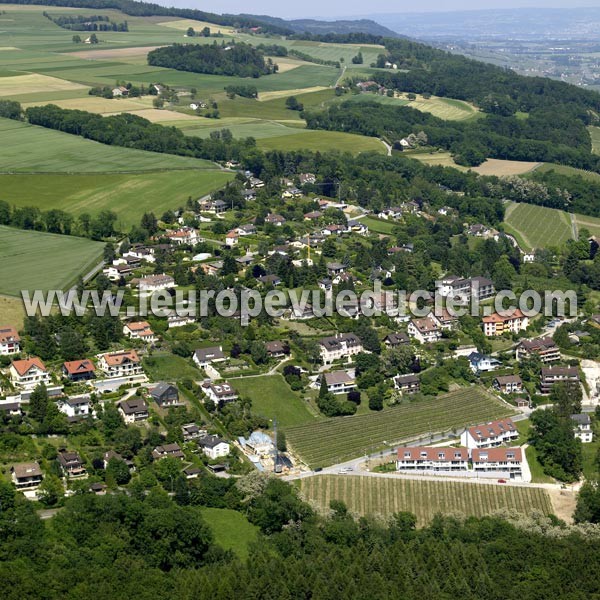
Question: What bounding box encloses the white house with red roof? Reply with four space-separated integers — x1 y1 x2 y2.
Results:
97 350 143 378
123 321 157 344
471 447 523 477
225 230 239 247
0 325 20 356
396 447 469 472
166 227 201 246
460 418 519 449
9 357 50 390
482 309 529 337
62 360 96 382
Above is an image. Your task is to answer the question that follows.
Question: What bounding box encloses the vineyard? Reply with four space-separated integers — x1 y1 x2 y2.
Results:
286 387 514 468
300 475 553 525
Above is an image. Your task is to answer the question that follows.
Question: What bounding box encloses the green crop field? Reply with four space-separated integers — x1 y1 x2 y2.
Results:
143 353 203 382
361 216 397 234
287 388 514 468
300 475 553 526
257 130 385 155
0 170 234 229
589 126 600 155
533 162 600 183
0 118 215 172
504 202 574 251
0 225 104 296
233 374 317 429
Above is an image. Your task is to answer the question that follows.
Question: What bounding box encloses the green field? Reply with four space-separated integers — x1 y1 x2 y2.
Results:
0 225 104 296
533 162 600 183
257 130 385 155
234 374 317 429
588 126 600 155
143 353 203 382
200 507 259 559
0 118 216 173
287 388 514 468
361 216 397 234
0 170 234 229
300 475 553 526
504 202 574 251
0 295 26 329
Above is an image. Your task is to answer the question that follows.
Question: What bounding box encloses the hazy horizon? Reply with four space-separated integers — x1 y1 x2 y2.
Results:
153 1 600 19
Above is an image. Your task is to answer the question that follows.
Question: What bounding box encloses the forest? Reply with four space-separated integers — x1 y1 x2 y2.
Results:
147 43 277 78
1 474 600 600
43 12 128 31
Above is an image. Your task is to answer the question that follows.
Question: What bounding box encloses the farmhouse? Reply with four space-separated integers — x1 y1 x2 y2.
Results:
0 325 20 355
11 462 43 490
9 357 50 390
201 381 238 405
198 435 230 460
97 350 142 378
540 366 579 394
318 333 364 365
123 321 157 344
471 448 522 477
571 414 593 443
393 373 421 394
193 346 226 368
515 337 560 363
482 309 529 337
149 382 181 408
118 398 149 424
461 418 519 449
58 450 86 478
408 317 442 344
322 370 357 395
112 86 129 97
493 375 523 394
396 447 469 472
62 359 95 381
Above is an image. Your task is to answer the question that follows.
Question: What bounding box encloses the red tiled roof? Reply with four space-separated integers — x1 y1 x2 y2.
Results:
63 359 95 375
11 357 46 376
0 325 20 344
397 447 469 461
467 418 516 442
472 447 522 462
102 350 140 366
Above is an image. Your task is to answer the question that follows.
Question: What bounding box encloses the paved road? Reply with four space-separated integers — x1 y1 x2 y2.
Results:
380 139 392 156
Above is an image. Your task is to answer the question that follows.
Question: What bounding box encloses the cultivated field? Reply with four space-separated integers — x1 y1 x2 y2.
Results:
0 226 104 296
157 19 236 35
471 158 540 176
300 475 553 526
258 130 385 155
0 170 234 229
0 295 26 329
286 388 514 468
22 96 150 113
589 126 600 154
533 162 600 183
257 86 329 102
361 216 398 234
0 73 87 96
233 374 317 429
0 118 215 172
504 202 574 251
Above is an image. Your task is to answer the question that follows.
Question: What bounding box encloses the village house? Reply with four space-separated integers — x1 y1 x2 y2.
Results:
97 350 143 378
299 173 316 185
494 375 524 394
225 230 239 247
322 224 345 237
112 85 128 97
471 447 522 477
318 333 364 365
167 314 196 328
201 381 238 405
117 397 149 424
408 316 442 344
431 308 459 331
304 210 323 221
123 321 157 344
11 462 43 490
182 423 206 442
468 352 501 374
467 223 490 237
396 447 469 472
62 359 95 381
540 365 580 394
166 227 201 246
248 176 264 188
241 188 257 201
103 450 135 471
264 213 286 227
378 206 403 220
0 402 23 418
233 223 256 236
281 187 302 199
0 325 20 355
482 309 529 337
9 357 50 390
193 346 226 368
103 263 135 281
347 220 369 236
326 262 346 276
149 382 181 408
322 370 357 395
258 274 282 286
58 450 86 478
138 274 176 294
393 374 421 394
461 418 519 449
152 443 185 461
125 246 155 263
200 261 223 276
265 341 287 358
515 337 560 363
384 332 410 348
571 414 593 443
436 275 495 304
58 394 92 420
198 435 230 460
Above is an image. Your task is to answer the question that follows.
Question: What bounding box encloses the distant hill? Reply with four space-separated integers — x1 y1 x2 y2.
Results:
240 14 401 38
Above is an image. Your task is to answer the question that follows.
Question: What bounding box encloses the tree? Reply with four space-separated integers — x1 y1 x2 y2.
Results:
153 97 164 109
37 474 63 507
351 51 363 64
72 34 81 43
106 457 131 485
29 383 49 422
285 96 303 111
186 26 196 37
89 33 98 44
574 481 600 523
276 430 287 452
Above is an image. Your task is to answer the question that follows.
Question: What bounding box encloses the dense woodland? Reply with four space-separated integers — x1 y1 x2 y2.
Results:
43 12 128 31
1 477 600 600
147 43 278 78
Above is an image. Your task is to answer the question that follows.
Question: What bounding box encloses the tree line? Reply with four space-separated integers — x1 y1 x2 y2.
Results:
43 11 128 31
